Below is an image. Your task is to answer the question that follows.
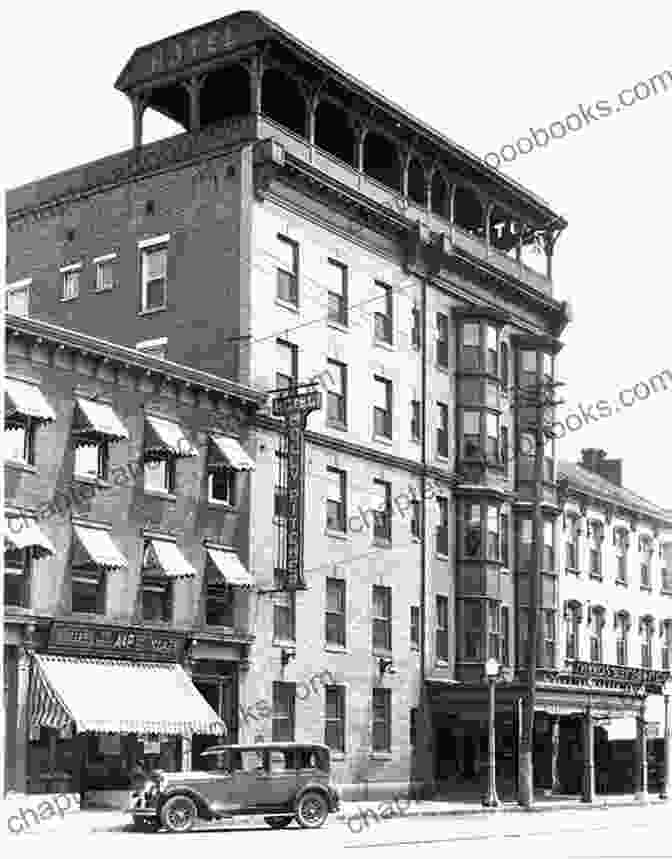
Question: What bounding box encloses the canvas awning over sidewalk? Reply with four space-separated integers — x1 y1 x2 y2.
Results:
30 654 226 736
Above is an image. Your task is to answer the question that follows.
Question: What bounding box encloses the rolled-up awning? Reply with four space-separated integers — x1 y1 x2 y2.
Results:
143 538 196 579
209 435 255 471
3 516 55 557
74 398 129 443
144 415 197 459
30 654 226 736
72 525 128 570
5 378 56 424
206 545 255 588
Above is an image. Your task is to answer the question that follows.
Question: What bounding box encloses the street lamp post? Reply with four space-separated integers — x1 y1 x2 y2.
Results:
660 678 672 800
483 657 501 808
635 686 649 804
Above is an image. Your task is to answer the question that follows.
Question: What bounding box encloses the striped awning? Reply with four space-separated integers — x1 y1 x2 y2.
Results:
3 516 55 557
5 378 56 425
143 538 196 579
206 546 255 588
30 654 226 736
144 416 197 460
72 525 128 570
209 435 255 471
74 398 129 443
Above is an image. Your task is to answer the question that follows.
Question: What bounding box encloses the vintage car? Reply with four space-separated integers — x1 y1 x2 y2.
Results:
129 742 340 833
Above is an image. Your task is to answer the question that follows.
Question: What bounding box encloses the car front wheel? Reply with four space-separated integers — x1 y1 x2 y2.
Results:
160 795 198 833
295 791 329 829
265 816 293 829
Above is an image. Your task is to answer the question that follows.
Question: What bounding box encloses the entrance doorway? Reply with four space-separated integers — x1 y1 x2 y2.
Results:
192 661 238 767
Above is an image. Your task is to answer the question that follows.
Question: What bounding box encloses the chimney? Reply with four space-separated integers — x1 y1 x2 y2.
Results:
579 448 622 486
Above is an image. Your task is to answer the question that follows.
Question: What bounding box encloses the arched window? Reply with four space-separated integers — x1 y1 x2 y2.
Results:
314 100 355 165
615 611 630 666
640 615 655 668
261 68 306 137
407 159 426 206
564 601 582 660
363 132 402 192
589 606 605 663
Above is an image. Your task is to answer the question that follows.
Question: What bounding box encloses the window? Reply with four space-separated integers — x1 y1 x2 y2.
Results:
500 341 509 390
410 605 419 647
662 620 672 671
518 517 533 571
273 569 295 641
500 425 509 469
372 688 391 752
518 431 535 481
372 480 392 542
326 259 347 325
519 607 529 667
72 568 106 615
485 413 499 463
4 546 30 608
663 566 672 592
436 402 449 458
6 417 36 465
144 459 176 494
488 601 500 660
411 306 421 350
272 682 295 741
464 503 482 558
486 505 500 561
140 245 167 311
208 468 236 505
276 339 298 390
205 583 234 627
520 349 537 393
589 521 603 577
640 616 654 669
542 609 555 668
410 400 421 441
462 599 483 661
372 585 392 651
74 442 109 481
589 607 605 663
640 536 653 590
276 235 299 305
61 267 81 301
326 578 346 646
326 468 347 532
462 410 481 458
410 499 421 539
372 376 392 438
543 437 554 483
501 606 510 665
409 708 417 747
325 686 345 752
136 337 167 360
486 325 498 375
436 496 450 556
566 516 580 570
543 520 554 571
615 528 629 583
461 322 481 371
500 512 510 568
436 595 449 660
436 313 449 367
6 280 30 317
326 360 347 426
95 255 117 291
274 448 288 519
373 282 393 344
142 576 173 622
615 612 629 666
565 604 580 660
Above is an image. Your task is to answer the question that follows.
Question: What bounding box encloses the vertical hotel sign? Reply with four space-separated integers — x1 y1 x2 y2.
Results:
272 387 322 590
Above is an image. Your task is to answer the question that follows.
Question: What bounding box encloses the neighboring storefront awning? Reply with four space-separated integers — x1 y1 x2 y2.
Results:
73 397 129 444
144 538 196 579
72 525 128 570
209 434 256 471
206 545 255 588
144 415 197 459
5 378 56 425
30 654 226 735
3 516 55 557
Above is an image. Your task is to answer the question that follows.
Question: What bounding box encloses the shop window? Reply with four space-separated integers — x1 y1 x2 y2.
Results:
324 686 345 753
325 578 346 647
4 546 30 607
372 688 391 752
372 585 392 652
272 682 295 741
436 595 449 660
326 259 348 325
275 235 299 305
205 583 234 627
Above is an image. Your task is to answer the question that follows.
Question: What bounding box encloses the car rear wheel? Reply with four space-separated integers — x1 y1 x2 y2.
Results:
296 791 329 829
161 795 198 833
265 816 293 829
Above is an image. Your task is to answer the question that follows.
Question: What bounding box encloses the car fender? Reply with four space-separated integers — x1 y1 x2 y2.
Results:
156 786 214 820
293 781 331 810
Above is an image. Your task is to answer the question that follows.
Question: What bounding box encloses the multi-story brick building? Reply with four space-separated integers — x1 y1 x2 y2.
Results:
4 314 263 798
4 11 597 801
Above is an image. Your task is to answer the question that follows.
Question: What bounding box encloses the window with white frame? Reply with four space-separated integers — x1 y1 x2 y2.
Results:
436 595 450 660
275 235 299 305
373 376 392 438
565 602 581 660
144 459 176 494
615 611 630 666
6 280 30 317
325 578 346 647
566 515 580 570
94 254 117 291
372 688 391 752
276 339 298 390
615 527 629 583
589 520 603 577
640 535 653 590
436 313 449 367
61 265 81 300
436 496 450 555
326 360 347 426
589 607 605 663
372 585 392 651
140 243 168 311
326 468 346 532
74 441 109 480
208 468 236 505
324 685 345 752
326 259 347 325
373 282 393 344
640 615 655 668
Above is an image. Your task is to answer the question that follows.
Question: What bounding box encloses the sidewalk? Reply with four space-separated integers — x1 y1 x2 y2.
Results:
5 793 667 836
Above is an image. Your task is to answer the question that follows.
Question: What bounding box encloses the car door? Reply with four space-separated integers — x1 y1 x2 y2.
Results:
209 749 265 813
253 749 298 810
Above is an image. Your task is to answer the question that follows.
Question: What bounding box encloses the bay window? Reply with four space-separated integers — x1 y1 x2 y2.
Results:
486 505 500 561
462 599 483 661
461 322 481 371
463 502 482 558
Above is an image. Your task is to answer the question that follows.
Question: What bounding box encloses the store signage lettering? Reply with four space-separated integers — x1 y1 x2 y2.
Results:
272 388 322 590
569 660 670 687
49 623 181 661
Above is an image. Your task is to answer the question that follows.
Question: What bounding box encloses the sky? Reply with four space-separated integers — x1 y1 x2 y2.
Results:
2 0 671 506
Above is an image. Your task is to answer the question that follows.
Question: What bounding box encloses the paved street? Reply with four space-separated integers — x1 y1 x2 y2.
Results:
13 804 672 858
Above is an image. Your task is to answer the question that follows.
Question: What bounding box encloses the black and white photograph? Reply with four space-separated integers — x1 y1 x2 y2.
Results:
2 2 672 854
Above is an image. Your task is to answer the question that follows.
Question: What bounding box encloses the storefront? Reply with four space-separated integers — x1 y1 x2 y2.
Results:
24 621 226 805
